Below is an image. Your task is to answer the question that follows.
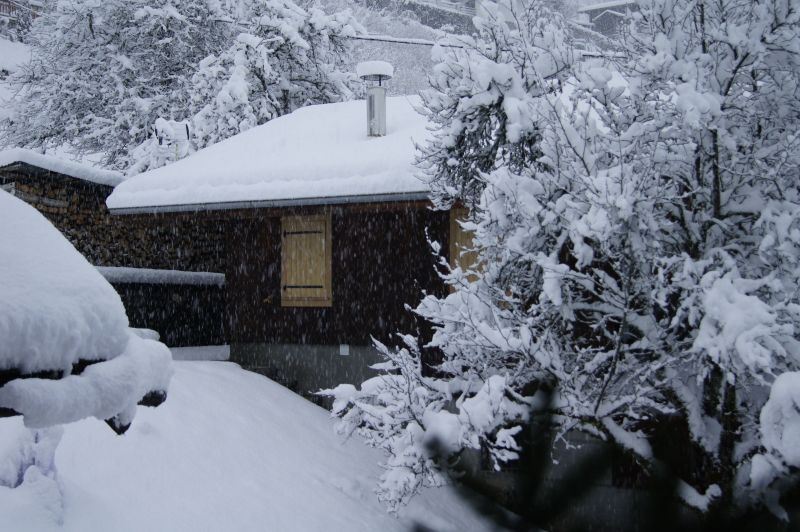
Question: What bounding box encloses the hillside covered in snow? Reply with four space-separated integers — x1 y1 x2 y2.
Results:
0 361 491 532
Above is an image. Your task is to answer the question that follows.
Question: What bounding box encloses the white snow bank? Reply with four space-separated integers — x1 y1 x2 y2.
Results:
97 267 225 286
0 190 129 373
0 335 172 429
0 362 491 531
0 38 30 122
0 37 30 73
107 96 431 211
0 148 124 187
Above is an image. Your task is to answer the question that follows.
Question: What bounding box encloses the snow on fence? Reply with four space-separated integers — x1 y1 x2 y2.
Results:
96 267 225 287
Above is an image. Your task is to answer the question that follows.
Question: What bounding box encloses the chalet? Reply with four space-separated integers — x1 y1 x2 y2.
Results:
0 149 226 347
107 68 476 402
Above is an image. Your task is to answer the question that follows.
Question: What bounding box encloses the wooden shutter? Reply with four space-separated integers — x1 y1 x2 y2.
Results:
449 208 480 282
281 214 332 307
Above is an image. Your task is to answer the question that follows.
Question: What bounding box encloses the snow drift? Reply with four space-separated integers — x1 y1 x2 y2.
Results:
0 189 171 429
0 361 489 531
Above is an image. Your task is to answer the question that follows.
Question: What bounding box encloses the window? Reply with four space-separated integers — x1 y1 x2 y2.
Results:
449 207 480 282
281 213 332 307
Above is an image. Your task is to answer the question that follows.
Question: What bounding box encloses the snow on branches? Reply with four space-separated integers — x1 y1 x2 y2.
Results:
415 0 574 208
326 0 800 517
0 0 361 173
190 0 362 149
1 0 233 170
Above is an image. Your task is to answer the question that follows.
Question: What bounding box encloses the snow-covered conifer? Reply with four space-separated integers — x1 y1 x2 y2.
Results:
415 0 574 207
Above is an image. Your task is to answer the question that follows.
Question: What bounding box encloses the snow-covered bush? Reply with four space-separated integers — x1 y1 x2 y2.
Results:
127 118 193 176
190 0 362 149
326 0 800 518
0 0 233 169
0 188 172 489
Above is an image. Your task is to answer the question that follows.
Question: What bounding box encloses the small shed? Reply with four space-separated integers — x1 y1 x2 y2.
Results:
108 96 477 401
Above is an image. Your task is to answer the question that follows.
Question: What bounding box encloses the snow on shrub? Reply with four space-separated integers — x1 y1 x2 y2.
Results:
0 189 172 430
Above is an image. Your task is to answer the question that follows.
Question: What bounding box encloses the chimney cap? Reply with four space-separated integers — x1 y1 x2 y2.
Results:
356 61 394 82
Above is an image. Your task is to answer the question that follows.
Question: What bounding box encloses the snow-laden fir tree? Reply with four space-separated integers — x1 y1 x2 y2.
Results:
0 0 234 169
324 0 800 519
190 0 362 149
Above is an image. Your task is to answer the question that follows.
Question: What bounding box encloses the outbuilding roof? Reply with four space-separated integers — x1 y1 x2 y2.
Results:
106 96 432 213
0 148 124 187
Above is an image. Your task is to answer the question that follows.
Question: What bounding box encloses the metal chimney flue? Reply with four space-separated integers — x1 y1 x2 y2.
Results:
356 61 394 137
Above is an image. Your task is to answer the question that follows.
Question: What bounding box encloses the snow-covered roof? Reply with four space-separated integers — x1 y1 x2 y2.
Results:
0 189 130 374
0 148 124 187
107 96 431 213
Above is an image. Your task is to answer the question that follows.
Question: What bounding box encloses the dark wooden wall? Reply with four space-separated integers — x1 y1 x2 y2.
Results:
113 282 227 347
225 203 449 347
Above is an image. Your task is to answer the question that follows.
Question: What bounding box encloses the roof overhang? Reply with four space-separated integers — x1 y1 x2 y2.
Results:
109 191 432 215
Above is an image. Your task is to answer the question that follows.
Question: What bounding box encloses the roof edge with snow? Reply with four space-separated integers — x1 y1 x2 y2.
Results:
0 148 124 187
108 191 432 215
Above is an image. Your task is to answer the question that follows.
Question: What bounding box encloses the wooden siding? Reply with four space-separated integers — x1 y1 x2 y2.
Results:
225 204 449 346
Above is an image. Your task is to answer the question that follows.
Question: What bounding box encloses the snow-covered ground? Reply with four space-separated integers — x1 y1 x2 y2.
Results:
0 36 29 121
0 37 29 73
0 362 490 532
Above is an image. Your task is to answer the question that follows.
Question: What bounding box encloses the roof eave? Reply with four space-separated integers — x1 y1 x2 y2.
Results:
0 160 123 187
108 191 432 215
